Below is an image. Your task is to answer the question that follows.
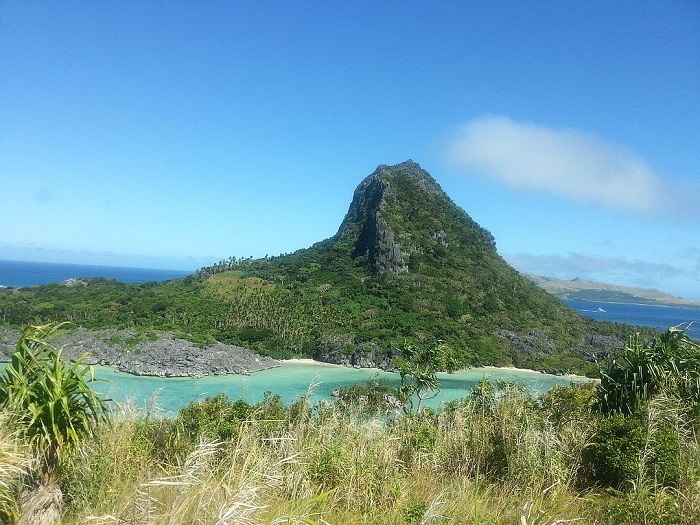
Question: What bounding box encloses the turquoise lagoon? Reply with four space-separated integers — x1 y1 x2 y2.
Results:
89 361 586 415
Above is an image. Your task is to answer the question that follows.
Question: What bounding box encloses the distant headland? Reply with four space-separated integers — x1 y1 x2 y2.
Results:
527 274 700 308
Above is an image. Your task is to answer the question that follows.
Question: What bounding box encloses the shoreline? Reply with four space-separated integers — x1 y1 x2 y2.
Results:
562 297 700 310
0 350 592 381
480 365 591 381
80 359 592 384
281 359 591 382
282 357 385 372
1 327 591 380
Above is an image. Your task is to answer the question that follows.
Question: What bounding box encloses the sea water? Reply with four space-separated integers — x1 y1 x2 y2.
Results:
564 299 700 339
0 259 192 288
89 362 581 415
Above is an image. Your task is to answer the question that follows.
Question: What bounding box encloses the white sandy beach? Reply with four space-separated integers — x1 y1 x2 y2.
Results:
282 359 591 381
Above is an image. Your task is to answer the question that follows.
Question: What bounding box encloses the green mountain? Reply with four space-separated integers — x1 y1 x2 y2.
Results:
0 161 644 374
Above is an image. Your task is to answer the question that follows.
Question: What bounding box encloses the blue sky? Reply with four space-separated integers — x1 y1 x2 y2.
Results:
1 2 699 300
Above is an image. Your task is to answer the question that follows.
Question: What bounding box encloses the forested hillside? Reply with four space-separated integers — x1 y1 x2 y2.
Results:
0 161 651 374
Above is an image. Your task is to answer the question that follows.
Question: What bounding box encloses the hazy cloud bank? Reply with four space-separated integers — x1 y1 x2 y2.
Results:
446 115 669 214
505 251 700 300
506 252 683 280
0 243 203 272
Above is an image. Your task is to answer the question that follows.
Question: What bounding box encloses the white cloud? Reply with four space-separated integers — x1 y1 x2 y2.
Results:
446 115 669 213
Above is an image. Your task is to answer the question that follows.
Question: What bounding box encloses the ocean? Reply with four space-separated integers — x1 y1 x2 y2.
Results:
0 259 192 288
564 299 700 339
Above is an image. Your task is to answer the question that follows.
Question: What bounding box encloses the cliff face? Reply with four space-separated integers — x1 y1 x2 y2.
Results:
317 160 609 372
335 169 403 276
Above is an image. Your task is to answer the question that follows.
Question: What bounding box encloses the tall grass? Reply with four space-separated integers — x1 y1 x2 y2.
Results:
2 379 698 524
0 411 33 523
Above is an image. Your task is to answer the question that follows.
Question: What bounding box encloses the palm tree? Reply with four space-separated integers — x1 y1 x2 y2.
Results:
395 340 457 413
0 322 110 523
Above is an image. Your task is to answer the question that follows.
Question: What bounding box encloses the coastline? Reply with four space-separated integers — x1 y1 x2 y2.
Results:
1 327 591 381
565 297 700 310
0 327 280 378
283 357 385 372
480 365 591 381
283 358 324 365
282 359 592 382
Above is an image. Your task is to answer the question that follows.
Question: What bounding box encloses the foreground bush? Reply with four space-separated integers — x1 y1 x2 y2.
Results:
597 325 700 415
0 323 110 483
583 408 682 491
33 382 696 524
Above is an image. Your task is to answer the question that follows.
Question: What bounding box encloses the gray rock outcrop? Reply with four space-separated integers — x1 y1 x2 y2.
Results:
314 336 395 370
0 327 279 377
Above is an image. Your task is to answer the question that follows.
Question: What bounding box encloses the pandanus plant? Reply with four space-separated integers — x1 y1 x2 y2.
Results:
596 323 700 415
0 322 110 484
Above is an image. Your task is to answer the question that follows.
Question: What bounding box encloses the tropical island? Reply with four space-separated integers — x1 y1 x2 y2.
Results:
1 161 698 525
0 161 656 378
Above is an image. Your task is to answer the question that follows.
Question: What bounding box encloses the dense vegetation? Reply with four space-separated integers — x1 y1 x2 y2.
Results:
0 161 659 375
2 324 699 524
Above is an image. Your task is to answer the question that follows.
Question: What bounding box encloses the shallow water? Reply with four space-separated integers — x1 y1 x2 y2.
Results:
90 362 585 415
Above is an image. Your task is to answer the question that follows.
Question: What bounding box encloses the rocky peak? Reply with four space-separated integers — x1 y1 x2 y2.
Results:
375 159 443 198
334 160 494 277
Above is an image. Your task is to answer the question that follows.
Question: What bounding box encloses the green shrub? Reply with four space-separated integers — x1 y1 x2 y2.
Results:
132 417 184 465
176 393 253 443
402 502 428 524
333 377 397 415
540 381 595 426
584 414 646 490
648 423 681 488
309 440 349 491
398 409 439 462
603 488 682 525
250 391 288 437
583 412 681 491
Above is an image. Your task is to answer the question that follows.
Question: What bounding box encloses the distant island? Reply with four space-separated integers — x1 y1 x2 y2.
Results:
526 274 700 308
